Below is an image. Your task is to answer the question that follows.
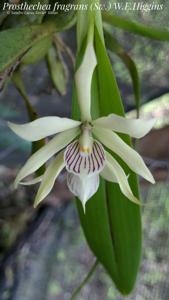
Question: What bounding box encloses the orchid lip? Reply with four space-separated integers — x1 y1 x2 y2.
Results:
64 140 106 177
67 172 100 212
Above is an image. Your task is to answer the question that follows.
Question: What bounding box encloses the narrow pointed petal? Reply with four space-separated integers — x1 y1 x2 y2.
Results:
67 172 99 212
20 175 43 185
105 151 140 205
64 140 105 176
34 151 65 207
14 127 79 187
100 164 117 183
93 127 155 184
8 117 81 141
93 114 156 138
75 41 97 121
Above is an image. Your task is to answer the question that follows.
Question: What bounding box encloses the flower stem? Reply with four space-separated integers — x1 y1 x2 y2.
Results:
70 259 99 300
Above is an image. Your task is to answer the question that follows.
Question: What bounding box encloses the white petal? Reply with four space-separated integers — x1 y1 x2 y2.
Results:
105 151 140 204
34 151 65 207
64 140 105 176
20 176 43 185
75 41 97 122
93 114 156 138
8 117 81 141
100 165 117 183
67 172 99 212
93 127 155 184
14 127 79 187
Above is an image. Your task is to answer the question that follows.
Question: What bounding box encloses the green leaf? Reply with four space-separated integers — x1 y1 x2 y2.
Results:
72 29 141 294
76 0 104 51
76 6 88 50
103 12 169 41
0 22 56 73
104 31 140 117
47 45 68 95
22 36 52 65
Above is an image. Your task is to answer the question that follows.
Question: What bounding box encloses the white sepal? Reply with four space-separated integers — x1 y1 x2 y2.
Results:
8 117 81 141
93 114 156 138
105 151 140 205
93 127 155 184
20 175 43 185
14 127 79 188
75 41 97 122
67 172 99 212
34 151 65 207
100 164 117 183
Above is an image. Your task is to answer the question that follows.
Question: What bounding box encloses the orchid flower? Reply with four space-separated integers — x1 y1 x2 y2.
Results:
8 38 155 211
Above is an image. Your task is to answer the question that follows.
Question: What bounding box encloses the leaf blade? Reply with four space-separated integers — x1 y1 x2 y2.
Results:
103 12 169 41
94 29 142 293
72 28 142 294
0 22 55 73
105 31 140 117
